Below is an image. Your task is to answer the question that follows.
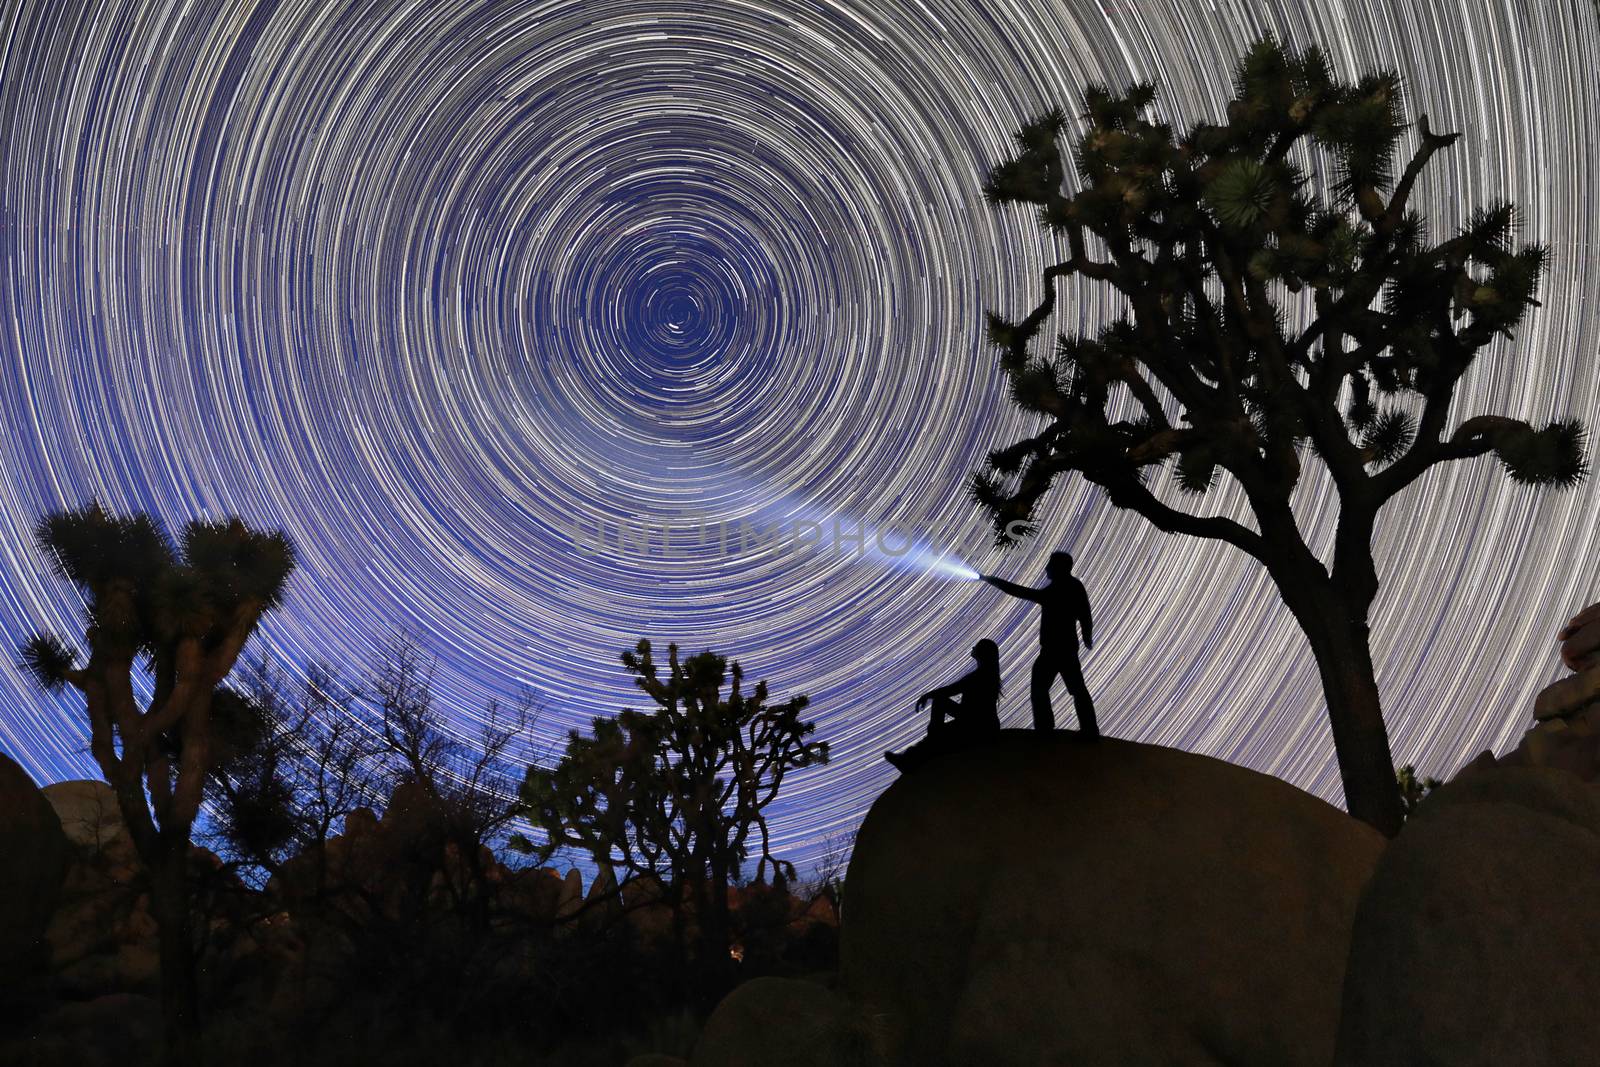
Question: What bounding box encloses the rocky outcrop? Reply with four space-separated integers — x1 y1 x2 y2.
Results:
612 872 837 964
841 732 1384 1066
0 755 71 985
269 786 584 934
691 977 887 1067
1335 763 1600 1065
1491 678 1600 783
495 865 570 928
27 780 249 1002
2 992 161 1067
557 867 584 919
622 874 674 941
1467 603 1600 783
41 780 134 866
585 864 622 923
1334 603 1600 1065
33 781 159 998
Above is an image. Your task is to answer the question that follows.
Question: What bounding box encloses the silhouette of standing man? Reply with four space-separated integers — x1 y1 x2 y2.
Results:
981 551 1098 737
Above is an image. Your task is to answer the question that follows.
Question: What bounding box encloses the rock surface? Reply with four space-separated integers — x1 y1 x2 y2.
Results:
41 780 134 863
0 755 71 982
4 992 161 1067
36 781 160 998
1508 599 1600 780
1335 762 1600 1066
1329 595 1600 1063
841 732 1383 1067
691 977 887 1067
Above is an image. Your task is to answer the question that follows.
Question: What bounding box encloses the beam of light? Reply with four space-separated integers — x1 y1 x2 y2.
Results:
922 556 981 581
863 536 982 581
702 470 991 584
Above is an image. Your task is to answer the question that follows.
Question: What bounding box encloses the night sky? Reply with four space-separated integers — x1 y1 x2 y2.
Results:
2 0 1597 871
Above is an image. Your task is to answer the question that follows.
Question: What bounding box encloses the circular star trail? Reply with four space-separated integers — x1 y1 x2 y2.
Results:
2 0 1598 869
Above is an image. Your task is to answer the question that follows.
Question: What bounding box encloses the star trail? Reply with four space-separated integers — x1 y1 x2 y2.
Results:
2 0 1598 870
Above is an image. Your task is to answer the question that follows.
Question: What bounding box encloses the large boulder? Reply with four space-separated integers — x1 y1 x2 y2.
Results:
691 977 888 1067
268 780 448 914
1335 763 1600 1066
841 732 1384 1066
498 866 569 926
622 874 674 942
0 755 71 983
557 867 584 918
1 992 161 1066
40 781 136 873
34 780 165 997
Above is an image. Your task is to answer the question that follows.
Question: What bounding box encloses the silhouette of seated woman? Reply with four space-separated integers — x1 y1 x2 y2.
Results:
885 639 1002 771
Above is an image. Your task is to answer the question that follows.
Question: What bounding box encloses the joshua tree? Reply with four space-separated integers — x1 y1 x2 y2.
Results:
973 39 1586 836
22 505 294 1062
515 639 827 1002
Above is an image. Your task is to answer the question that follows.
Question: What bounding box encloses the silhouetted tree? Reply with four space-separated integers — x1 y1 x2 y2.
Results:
371 634 535 935
201 638 542 1042
21 504 294 1063
973 39 1587 835
804 828 856 915
515 639 827 1005
204 657 378 886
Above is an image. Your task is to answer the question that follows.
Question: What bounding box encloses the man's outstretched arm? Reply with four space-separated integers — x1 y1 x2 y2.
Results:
982 575 1044 602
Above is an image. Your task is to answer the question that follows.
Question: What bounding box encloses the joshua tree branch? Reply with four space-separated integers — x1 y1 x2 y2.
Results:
170 704 213 830
1092 467 1266 560
1372 413 1519 500
1381 116 1461 234
204 600 266 685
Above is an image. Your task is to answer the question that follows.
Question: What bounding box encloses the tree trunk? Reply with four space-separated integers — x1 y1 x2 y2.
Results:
151 849 200 1066
705 855 729 958
699 853 734 1012
668 875 688 968
1303 596 1406 838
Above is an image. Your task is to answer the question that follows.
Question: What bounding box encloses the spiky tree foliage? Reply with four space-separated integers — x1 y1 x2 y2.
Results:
1395 763 1442 818
21 503 294 1063
514 639 827 1002
973 39 1586 836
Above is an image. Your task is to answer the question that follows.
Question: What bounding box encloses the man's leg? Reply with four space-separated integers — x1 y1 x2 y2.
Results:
1063 648 1098 737
929 694 957 735
1030 655 1057 731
